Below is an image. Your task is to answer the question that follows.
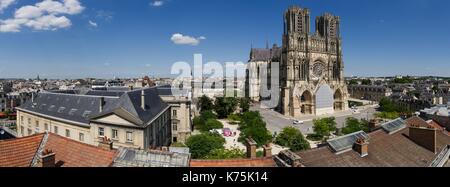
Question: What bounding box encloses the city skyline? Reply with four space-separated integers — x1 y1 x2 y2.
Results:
1 0 450 79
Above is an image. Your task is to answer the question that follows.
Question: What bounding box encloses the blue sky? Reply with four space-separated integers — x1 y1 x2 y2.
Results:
0 0 449 79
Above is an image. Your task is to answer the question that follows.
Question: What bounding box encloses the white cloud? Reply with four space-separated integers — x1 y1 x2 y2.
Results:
151 1 164 7
0 0 84 33
25 14 71 30
88 20 97 27
0 0 16 12
171 33 206 46
15 5 43 19
36 0 84 15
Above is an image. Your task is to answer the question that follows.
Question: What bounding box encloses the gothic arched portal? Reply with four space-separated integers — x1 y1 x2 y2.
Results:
299 90 313 115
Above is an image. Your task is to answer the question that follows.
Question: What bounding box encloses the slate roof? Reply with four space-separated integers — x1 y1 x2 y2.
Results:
85 90 125 97
249 45 281 62
0 132 117 167
296 118 450 167
18 87 169 127
156 85 189 97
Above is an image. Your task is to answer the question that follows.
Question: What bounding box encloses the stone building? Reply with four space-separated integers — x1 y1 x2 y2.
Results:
16 87 172 150
348 84 392 101
246 5 349 117
157 85 193 143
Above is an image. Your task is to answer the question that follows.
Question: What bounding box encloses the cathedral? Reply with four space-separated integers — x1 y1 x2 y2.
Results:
246 5 349 117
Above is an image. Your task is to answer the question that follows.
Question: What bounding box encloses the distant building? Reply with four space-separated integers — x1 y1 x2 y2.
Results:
348 85 392 101
16 87 172 150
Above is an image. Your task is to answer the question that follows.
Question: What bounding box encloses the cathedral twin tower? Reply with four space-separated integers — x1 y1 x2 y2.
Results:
247 6 349 117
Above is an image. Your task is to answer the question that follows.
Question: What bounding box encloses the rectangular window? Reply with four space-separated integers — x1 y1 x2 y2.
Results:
20 126 24 136
126 131 133 142
65 129 70 137
27 118 31 125
27 129 32 136
54 126 58 134
44 123 49 131
112 129 118 139
173 110 177 117
35 120 39 127
173 137 177 143
79 133 84 142
98 127 104 137
21 116 24 124
173 123 177 131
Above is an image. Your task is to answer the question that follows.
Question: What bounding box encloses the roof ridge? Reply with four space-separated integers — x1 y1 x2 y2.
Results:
30 132 49 167
45 132 116 152
0 133 44 142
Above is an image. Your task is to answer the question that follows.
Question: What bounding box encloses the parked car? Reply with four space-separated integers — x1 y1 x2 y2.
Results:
293 120 304 125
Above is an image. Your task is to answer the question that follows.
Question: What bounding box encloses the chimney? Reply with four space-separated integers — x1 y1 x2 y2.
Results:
41 149 56 167
409 125 437 153
245 138 257 159
275 150 303 167
353 138 369 157
141 89 146 110
99 97 105 113
98 136 113 151
263 144 272 157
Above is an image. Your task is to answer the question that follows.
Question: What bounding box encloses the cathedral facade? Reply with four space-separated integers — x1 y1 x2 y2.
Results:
246 6 349 117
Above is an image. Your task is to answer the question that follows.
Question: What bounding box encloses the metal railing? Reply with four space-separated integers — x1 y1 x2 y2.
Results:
429 145 450 167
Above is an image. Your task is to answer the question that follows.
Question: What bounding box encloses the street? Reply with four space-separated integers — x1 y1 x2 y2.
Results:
250 104 377 135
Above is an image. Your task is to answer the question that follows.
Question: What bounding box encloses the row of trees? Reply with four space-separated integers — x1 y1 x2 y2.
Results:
198 95 250 119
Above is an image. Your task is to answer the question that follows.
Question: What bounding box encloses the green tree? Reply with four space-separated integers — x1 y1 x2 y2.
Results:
201 118 223 132
198 95 214 112
214 97 238 119
186 133 225 159
194 110 222 132
312 117 337 139
239 98 250 113
348 79 358 85
275 127 310 151
342 117 370 135
200 110 216 120
204 148 246 159
238 111 272 147
361 79 372 85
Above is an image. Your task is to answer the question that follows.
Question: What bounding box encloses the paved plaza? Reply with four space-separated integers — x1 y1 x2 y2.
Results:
251 103 378 135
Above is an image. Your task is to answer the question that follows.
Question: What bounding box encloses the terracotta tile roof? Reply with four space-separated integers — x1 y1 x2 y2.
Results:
405 116 430 128
0 134 44 167
42 133 117 167
297 126 450 167
427 120 450 136
190 157 276 167
427 120 444 131
0 133 117 167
